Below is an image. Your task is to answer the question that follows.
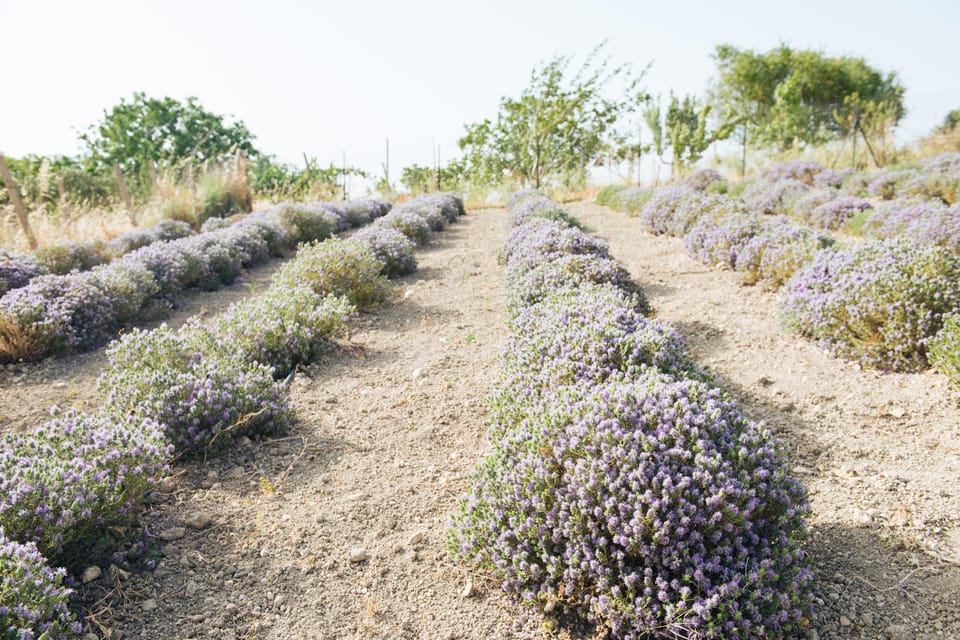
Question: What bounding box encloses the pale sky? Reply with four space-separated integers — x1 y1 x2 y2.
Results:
1 0 958 184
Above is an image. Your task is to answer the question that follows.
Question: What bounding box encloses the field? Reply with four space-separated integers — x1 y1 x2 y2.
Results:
1 182 959 639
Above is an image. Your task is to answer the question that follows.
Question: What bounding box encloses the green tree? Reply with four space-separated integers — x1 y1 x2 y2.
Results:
458 44 646 189
642 94 737 177
80 92 259 196
710 44 905 154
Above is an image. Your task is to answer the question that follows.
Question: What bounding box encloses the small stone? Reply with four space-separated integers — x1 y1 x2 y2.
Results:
348 547 367 563
805 629 818 640
274 594 286 608
159 527 186 542
861 612 873 626
185 579 199 596
884 624 910 640
239 436 253 447
183 511 213 529
461 577 475 598
889 406 906 419
224 466 245 480
407 531 424 546
411 368 424 380
83 634 99 640
756 376 774 387
852 509 873 527
82 565 101 583
141 598 158 612
108 564 130 581
839 615 852 626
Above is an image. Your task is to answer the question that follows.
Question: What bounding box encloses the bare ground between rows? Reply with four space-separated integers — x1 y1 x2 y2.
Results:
569 201 960 639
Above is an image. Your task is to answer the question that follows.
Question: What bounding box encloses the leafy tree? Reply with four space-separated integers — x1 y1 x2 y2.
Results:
249 155 366 202
642 94 737 177
710 44 905 154
400 161 464 194
80 92 259 196
459 44 646 189
937 108 960 133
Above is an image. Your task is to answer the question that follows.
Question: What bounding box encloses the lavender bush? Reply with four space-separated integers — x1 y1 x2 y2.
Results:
99 326 293 455
760 159 822 185
929 313 960 387
866 169 916 200
742 179 809 216
35 240 110 275
0 530 81 639
509 194 585 229
499 218 610 269
640 188 739 237
684 213 763 269
0 251 47 296
779 239 960 371
736 222 833 290
859 199 949 239
506 188 543 210
618 187 654 216
274 203 338 244
806 195 871 230
351 227 417 276
200 287 354 379
0 409 170 566
813 167 853 189
375 210 432 246
451 375 811 639
682 168 725 192
274 239 390 312
107 219 194 256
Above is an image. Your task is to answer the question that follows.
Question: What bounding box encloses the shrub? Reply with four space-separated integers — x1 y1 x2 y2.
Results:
859 198 949 239
684 213 762 269
0 274 117 362
499 218 610 269
779 239 960 371
450 374 811 639
86 261 162 324
866 169 915 200
504 253 645 314
595 184 627 207
99 325 293 455
736 222 833 290
199 216 232 233
813 167 853 189
0 409 170 566
375 210 432 246
760 159 822 185
202 286 354 379
790 189 837 220
0 251 47 296
273 203 337 244
639 188 739 237
929 312 960 387
618 188 654 216
414 193 464 222
806 195 872 230
509 194 585 229
35 240 110 275
742 179 809 216
0 530 82 639
506 188 543 210
274 239 390 312
351 227 417 276
683 168 725 191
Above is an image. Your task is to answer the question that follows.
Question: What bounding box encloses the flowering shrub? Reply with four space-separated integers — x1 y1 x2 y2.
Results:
866 169 916 200
0 251 47 296
86 261 162 325
504 253 644 314
0 530 81 639
99 325 293 455
779 239 960 371
813 167 853 189
199 216 232 233
899 203 960 254
736 222 833 290
492 284 700 420
0 409 170 565
275 239 390 311
401 201 446 230
35 240 110 276
806 195 871 230
417 193 465 222
929 313 960 387
760 159 822 185
108 219 194 256
275 203 338 244
351 227 417 276
639 188 738 237
375 210 432 246
451 375 811 639
201 286 354 378
506 188 543 210
790 189 837 221
742 179 809 216
0 274 117 362
684 213 762 269
902 170 960 205
595 184 628 208
499 218 610 269
509 194 585 229
859 198 949 239
683 168 725 191
618 188 654 216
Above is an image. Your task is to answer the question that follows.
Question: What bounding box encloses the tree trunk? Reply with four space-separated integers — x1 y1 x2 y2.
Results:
0 155 38 250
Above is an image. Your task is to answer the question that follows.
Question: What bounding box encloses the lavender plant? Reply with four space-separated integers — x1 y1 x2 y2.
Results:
35 240 110 275
735 222 833 290
275 203 337 245
760 160 822 185
499 218 610 269
682 168 725 192
509 194 585 229
618 188 654 216
451 375 811 639
742 179 809 216
806 195 871 230
929 312 960 388
274 239 390 312
99 326 293 455
779 239 960 371
812 167 853 189
374 210 432 246
859 199 949 239
351 227 417 276
0 251 47 296
0 530 82 639
0 409 171 566
683 213 762 269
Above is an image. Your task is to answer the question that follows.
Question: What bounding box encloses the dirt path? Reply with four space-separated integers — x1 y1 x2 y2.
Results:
570 201 960 640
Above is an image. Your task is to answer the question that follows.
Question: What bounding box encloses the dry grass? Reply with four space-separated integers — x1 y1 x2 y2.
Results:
0 316 46 364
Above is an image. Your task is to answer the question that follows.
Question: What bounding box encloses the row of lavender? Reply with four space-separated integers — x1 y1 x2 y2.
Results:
448 192 811 639
0 193 465 638
602 160 960 375
0 199 392 364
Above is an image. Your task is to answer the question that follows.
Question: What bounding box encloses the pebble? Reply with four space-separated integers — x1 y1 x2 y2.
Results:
183 511 213 529
884 624 910 640
461 577 475 598
141 598 158 612
805 629 818 640
412 368 424 380
82 565 102 583
348 547 368 563
861 613 873 626
108 564 130 581
839 615 852 626
407 531 424 546
159 527 187 542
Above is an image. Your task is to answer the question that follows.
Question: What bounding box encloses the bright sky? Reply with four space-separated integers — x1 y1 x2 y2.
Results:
1 0 958 184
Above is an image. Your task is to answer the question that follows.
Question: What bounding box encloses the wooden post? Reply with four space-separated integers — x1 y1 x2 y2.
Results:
113 163 136 224
0 155 38 250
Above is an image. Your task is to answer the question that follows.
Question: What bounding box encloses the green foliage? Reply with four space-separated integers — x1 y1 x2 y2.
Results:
249 155 367 202
710 44 905 152
929 313 960 388
80 92 259 196
459 43 646 189
937 109 960 134
400 162 464 194
197 171 253 223
594 184 627 207
644 94 737 172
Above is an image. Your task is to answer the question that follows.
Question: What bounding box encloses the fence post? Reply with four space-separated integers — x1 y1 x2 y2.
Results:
0 155 38 250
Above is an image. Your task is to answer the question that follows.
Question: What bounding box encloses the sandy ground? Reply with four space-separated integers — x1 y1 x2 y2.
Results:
3 203 960 639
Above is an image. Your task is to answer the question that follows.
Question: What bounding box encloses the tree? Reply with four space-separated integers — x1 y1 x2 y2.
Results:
80 92 259 196
458 44 646 189
710 44 905 155
642 94 737 178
